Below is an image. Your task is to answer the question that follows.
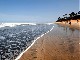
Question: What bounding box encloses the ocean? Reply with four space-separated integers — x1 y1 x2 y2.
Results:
0 23 54 60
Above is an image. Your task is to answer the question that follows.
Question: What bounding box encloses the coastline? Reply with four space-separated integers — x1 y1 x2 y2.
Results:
15 25 54 60
18 23 80 60
55 20 80 30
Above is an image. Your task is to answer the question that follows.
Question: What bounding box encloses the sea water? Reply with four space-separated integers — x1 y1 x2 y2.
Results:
0 23 53 60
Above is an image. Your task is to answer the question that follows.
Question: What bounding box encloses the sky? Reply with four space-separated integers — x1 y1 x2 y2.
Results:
0 0 79 23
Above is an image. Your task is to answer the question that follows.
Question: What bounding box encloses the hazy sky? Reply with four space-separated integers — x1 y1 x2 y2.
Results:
0 0 79 23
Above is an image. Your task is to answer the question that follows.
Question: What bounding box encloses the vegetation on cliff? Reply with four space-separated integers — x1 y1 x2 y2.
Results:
56 11 80 23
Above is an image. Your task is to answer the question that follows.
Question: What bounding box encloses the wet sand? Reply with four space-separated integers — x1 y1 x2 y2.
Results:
19 24 80 60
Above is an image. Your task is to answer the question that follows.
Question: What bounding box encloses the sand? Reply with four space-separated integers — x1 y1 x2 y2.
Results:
18 23 80 60
55 20 80 30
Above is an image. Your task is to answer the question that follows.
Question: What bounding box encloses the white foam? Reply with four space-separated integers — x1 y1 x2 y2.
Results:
15 25 54 60
0 23 36 28
45 23 53 25
41 34 44 37
50 26 54 31
47 31 49 33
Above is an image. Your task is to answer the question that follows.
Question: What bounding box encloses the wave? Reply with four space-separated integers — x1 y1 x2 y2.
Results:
0 23 54 60
0 23 37 28
15 25 54 60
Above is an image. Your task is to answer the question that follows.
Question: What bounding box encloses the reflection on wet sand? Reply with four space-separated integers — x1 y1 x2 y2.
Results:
57 24 80 59
19 24 80 60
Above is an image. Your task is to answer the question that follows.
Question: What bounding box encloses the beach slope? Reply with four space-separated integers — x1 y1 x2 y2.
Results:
19 24 80 60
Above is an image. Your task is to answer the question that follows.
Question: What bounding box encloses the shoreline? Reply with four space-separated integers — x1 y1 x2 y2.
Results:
15 25 54 60
55 21 80 30
18 23 80 60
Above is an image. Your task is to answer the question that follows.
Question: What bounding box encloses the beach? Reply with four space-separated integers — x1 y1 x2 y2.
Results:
0 0 79 60
55 20 80 30
19 23 80 60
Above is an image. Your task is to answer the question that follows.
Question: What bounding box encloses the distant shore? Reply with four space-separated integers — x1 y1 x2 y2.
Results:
55 20 80 30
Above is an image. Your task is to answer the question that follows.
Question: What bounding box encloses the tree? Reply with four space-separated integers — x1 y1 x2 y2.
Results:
65 14 67 19
71 12 76 17
69 14 72 18
78 11 80 14
63 15 65 19
58 17 61 20
63 14 67 19
75 13 77 16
